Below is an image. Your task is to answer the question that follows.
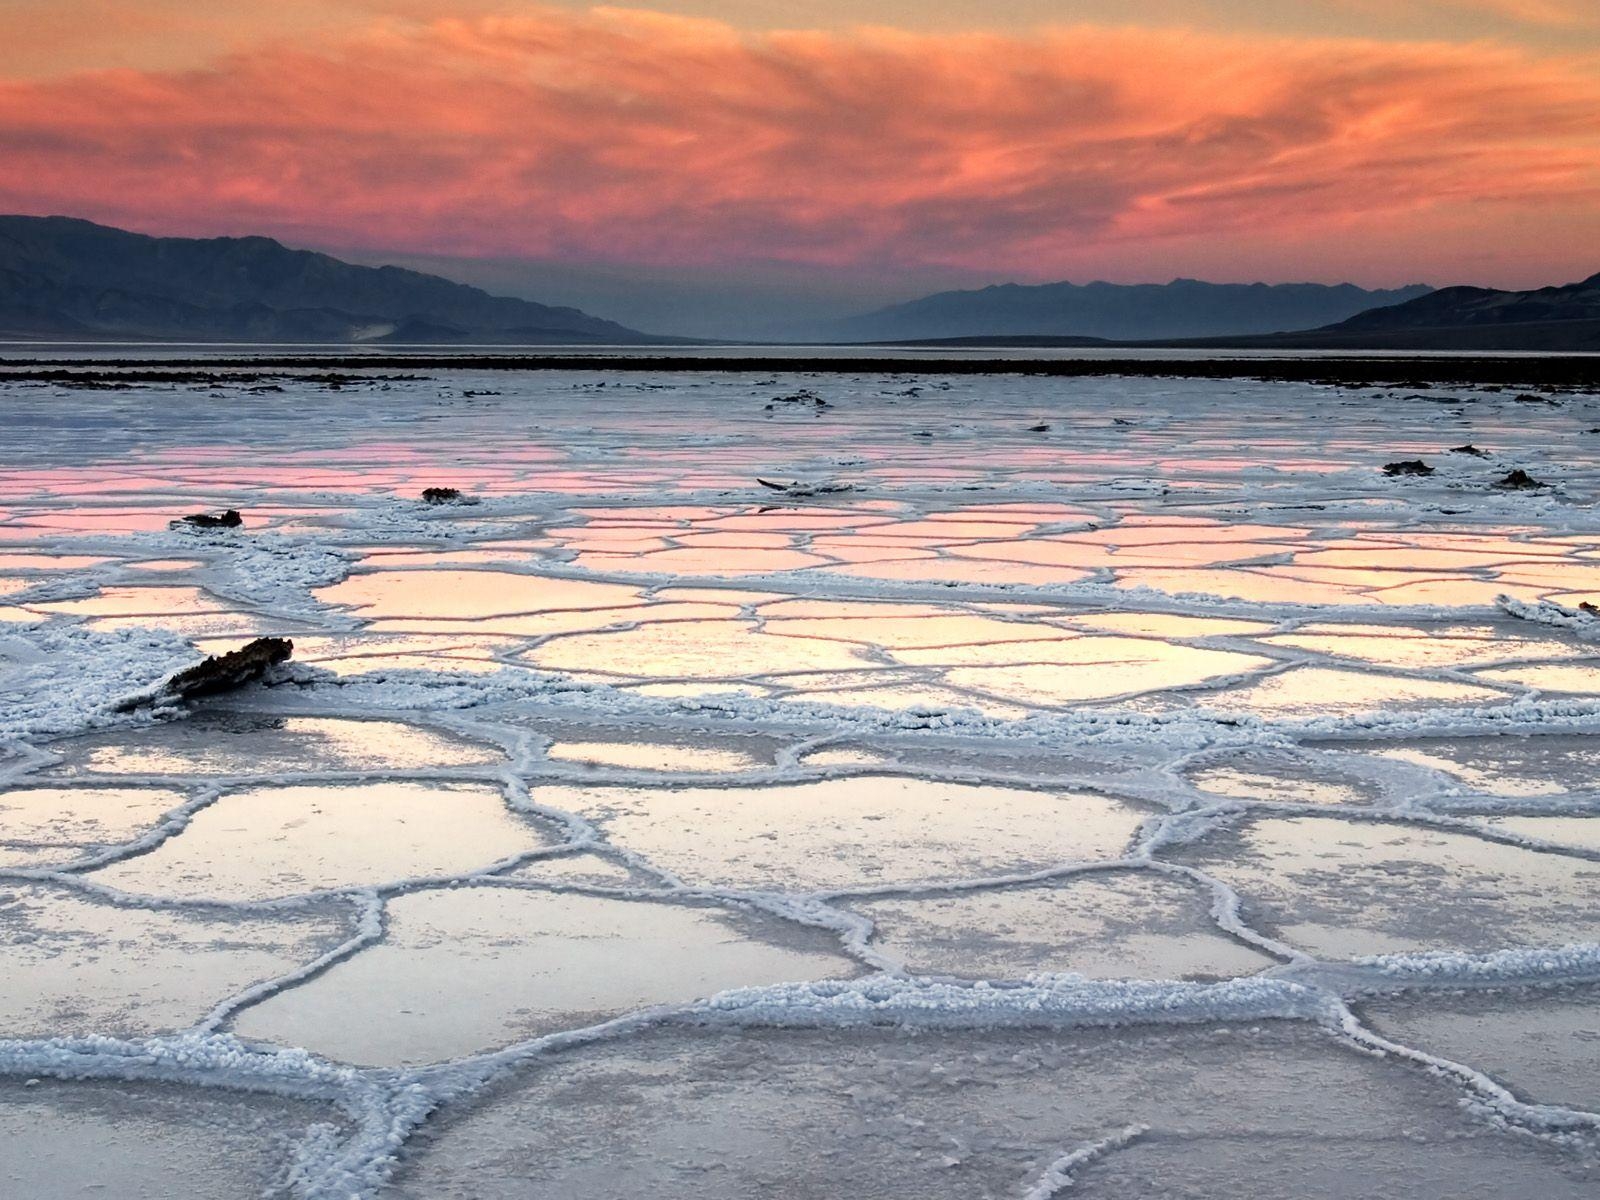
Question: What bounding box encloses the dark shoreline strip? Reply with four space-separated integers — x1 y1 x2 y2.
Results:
2 355 1598 388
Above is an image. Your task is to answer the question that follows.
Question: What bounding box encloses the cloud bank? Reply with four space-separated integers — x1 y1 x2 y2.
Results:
1 6 1597 282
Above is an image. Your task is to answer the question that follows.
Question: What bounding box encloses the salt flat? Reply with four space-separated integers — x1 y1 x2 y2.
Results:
1 363 1598 1197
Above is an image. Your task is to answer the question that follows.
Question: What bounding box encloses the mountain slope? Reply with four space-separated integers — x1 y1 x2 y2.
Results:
826 278 1433 342
0 215 655 343
1320 272 1600 335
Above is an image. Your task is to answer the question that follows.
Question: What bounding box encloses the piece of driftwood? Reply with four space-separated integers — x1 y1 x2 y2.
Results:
756 478 854 498
421 487 479 505
172 509 243 529
116 637 293 711
764 389 829 410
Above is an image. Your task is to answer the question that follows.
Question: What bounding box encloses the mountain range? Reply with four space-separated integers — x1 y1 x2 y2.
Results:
1 215 1595 350
825 278 1434 342
0 216 654 344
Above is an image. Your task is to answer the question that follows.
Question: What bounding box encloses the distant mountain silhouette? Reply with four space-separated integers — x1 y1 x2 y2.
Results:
0 215 657 343
825 278 1433 342
1146 270 1600 351
1311 271 1600 341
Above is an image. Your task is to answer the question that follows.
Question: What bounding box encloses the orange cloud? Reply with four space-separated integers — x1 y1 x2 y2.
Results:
0 7 1596 279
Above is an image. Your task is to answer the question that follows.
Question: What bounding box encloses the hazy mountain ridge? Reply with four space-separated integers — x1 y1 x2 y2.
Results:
827 277 1434 342
5 215 1592 348
0 216 654 343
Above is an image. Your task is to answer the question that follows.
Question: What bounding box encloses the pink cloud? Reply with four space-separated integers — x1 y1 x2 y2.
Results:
0 7 1596 280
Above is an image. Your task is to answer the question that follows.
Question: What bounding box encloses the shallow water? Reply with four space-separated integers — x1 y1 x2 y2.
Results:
1 366 1598 1197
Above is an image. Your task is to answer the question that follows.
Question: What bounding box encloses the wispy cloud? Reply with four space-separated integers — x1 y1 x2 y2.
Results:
0 7 1596 279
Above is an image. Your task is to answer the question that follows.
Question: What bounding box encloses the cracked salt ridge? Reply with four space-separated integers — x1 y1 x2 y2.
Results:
280 545 1600 626
1499 595 1600 639
9 486 1600 640
5 527 359 616
246 661 1600 753
1022 1124 1148 1200
3 748 1587 1126
0 537 1495 624
0 624 198 740
15 642 1600 773
21 524 1600 681
0 620 1574 752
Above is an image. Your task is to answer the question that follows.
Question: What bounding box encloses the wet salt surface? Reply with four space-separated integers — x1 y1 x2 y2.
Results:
850 871 1276 981
389 1026 1598 1200
3 366 1600 1196
1360 984 1600 1112
0 881 348 1037
87 781 559 901
1172 815 1600 957
234 888 854 1066
1 1079 337 1200
46 714 501 778
551 776 1147 890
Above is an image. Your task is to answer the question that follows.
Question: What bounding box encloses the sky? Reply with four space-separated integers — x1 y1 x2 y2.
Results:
2 1 1599 336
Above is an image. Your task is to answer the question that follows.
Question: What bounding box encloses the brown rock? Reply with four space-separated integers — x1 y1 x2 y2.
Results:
1495 469 1546 490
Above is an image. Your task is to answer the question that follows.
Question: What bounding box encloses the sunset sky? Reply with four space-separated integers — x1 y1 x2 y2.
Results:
3 1 1598 334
